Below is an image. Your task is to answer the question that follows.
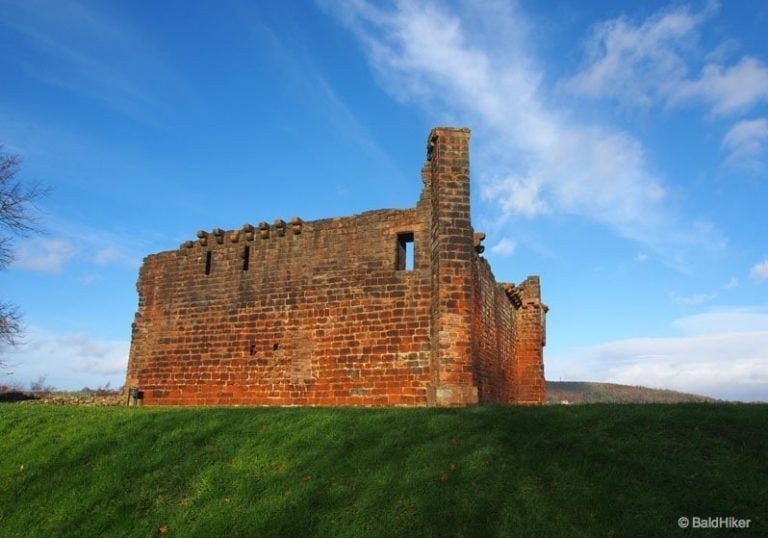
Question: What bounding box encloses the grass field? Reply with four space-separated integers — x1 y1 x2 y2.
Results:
1 404 766 537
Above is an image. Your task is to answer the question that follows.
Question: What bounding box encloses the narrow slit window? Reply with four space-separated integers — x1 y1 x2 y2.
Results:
242 245 250 271
204 251 212 275
396 232 415 271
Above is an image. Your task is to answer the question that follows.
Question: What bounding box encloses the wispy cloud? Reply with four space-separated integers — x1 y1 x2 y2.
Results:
244 13 405 185
10 217 144 275
672 57 768 116
12 238 75 272
565 3 768 117
490 237 517 256
671 292 718 306
670 277 743 306
92 247 135 267
565 4 707 107
58 332 128 375
751 259 768 282
0 0 175 124
3 327 128 390
564 2 768 173
556 307 768 401
321 0 725 264
48 217 146 269
671 307 768 333
723 117 768 168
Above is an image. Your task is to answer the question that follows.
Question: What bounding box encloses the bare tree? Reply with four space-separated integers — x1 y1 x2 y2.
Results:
0 146 48 364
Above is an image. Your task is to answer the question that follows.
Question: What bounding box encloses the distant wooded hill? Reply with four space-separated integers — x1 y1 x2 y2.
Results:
546 381 716 404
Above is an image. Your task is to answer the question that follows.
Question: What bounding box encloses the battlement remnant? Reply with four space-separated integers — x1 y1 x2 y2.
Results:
125 127 546 406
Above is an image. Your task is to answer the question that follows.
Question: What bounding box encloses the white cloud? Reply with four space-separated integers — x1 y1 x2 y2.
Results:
77 273 103 285
490 237 517 256
2 327 128 390
12 238 75 272
751 259 768 282
566 5 703 107
322 0 723 261
670 276 743 305
671 307 768 334
565 3 768 119
94 247 121 265
92 246 136 267
562 0 768 176
488 176 548 218
673 57 768 116
723 117 768 167
555 308 768 401
635 252 649 263
10 228 140 274
671 292 718 306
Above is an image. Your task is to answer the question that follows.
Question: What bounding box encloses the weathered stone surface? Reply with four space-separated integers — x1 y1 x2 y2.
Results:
124 127 546 407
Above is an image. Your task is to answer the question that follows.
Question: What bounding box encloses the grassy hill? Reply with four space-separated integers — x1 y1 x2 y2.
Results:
546 381 717 404
1 404 766 536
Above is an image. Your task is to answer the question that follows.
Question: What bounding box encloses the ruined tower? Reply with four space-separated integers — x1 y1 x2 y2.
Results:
125 127 546 406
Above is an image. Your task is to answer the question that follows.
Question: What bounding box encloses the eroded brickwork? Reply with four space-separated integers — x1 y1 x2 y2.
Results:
125 127 546 406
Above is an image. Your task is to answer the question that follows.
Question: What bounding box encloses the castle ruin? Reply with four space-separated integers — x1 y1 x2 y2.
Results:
124 127 546 406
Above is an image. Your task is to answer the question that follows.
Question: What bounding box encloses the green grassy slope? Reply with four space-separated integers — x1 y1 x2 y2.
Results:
1 404 766 537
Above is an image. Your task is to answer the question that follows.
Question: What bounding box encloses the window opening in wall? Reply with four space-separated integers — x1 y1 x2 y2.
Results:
396 232 415 271
204 251 212 275
242 246 250 271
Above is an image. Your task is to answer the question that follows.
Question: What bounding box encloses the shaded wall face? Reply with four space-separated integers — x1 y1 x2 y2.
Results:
472 258 517 403
423 127 544 405
471 262 546 405
512 277 547 404
126 209 434 406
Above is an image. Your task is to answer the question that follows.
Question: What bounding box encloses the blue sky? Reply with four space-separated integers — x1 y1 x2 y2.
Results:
1 0 767 401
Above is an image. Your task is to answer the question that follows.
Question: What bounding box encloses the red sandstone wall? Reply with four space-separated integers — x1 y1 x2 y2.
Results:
512 277 547 403
126 208 434 406
125 127 545 406
471 258 517 403
470 261 546 404
423 128 479 406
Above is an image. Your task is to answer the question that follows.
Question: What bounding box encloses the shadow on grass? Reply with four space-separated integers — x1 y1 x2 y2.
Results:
0 404 766 536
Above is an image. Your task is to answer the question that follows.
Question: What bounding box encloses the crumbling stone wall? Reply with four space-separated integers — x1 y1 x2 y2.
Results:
125 127 546 406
